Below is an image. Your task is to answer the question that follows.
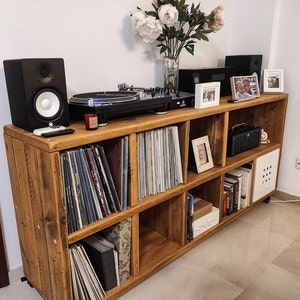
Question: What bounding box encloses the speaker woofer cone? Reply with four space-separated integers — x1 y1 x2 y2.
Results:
34 89 62 119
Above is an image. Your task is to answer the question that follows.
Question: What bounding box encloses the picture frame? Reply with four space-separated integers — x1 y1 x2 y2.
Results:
263 69 284 92
230 74 260 100
195 82 220 109
191 135 214 173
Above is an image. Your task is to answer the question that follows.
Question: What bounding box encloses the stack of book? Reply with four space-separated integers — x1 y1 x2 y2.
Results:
137 126 183 201
61 139 128 233
187 194 219 240
223 163 253 217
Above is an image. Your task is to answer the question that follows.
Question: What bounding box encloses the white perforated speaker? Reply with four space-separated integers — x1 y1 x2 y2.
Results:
252 149 280 202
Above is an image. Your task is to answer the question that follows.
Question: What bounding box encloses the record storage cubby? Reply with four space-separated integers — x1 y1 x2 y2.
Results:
4 92 287 299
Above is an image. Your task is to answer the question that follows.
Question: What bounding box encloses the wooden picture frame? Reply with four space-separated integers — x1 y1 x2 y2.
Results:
230 74 260 100
195 82 220 109
263 69 284 92
192 135 214 173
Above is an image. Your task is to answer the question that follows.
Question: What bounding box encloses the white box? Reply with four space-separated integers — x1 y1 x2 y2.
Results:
193 206 219 238
252 149 280 202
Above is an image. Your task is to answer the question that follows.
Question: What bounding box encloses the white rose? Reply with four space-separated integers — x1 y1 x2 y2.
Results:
158 4 178 28
209 5 225 32
134 15 162 43
131 11 146 33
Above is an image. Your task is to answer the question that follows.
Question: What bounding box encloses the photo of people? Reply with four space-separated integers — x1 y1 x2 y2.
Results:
231 75 260 100
202 89 215 103
263 69 284 92
235 80 252 99
267 74 280 88
197 143 208 165
192 135 214 173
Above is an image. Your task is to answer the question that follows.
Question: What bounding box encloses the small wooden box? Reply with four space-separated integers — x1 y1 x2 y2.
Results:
194 199 212 220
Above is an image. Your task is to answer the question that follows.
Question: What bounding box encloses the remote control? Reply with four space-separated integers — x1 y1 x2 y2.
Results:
33 125 66 136
227 97 255 103
41 129 74 137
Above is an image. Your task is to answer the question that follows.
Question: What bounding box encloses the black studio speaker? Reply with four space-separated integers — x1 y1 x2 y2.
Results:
178 67 238 96
3 58 70 132
225 55 263 82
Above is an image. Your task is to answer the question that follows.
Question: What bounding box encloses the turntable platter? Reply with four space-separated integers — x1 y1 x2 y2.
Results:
69 91 140 106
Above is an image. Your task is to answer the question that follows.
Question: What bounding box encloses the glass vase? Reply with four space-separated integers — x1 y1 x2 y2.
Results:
163 57 179 91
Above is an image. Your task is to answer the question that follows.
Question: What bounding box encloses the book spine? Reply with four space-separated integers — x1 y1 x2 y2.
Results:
187 193 194 241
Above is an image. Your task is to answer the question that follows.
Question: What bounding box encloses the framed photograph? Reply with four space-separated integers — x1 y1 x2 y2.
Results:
230 74 260 100
195 82 220 109
263 69 284 92
191 135 214 173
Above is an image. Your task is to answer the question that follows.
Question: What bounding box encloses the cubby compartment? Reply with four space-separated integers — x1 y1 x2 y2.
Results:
139 194 185 274
136 122 188 202
188 177 222 239
228 99 286 145
189 176 222 210
69 218 132 296
189 113 226 167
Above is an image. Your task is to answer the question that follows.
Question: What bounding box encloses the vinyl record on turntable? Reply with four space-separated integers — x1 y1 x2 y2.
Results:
69 91 140 106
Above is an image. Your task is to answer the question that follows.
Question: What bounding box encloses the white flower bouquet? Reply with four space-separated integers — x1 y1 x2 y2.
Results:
131 0 224 60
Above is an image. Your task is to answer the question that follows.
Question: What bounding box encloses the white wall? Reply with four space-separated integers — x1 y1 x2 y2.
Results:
269 0 300 196
0 0 292 272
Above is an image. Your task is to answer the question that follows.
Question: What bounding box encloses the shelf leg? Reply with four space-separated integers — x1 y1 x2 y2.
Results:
21 276 33 288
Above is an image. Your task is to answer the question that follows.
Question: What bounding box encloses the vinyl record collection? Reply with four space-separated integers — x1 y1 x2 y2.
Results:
60 137 128 233
137 125 183 201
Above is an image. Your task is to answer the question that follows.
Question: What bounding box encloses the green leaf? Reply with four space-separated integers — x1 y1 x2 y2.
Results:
146 11 158 18
184 43 194 55
159 45 169 54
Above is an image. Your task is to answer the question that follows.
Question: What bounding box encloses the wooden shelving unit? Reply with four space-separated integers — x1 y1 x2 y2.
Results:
3 93 288 299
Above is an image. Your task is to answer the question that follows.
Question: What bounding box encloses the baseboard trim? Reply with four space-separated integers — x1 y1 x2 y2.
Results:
274 190 300 201
8 266 24 284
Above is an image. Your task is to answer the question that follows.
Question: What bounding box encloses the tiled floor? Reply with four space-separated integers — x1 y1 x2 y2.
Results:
1 197 300 300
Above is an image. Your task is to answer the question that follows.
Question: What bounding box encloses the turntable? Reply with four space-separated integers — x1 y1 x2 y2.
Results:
68 85 194 126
